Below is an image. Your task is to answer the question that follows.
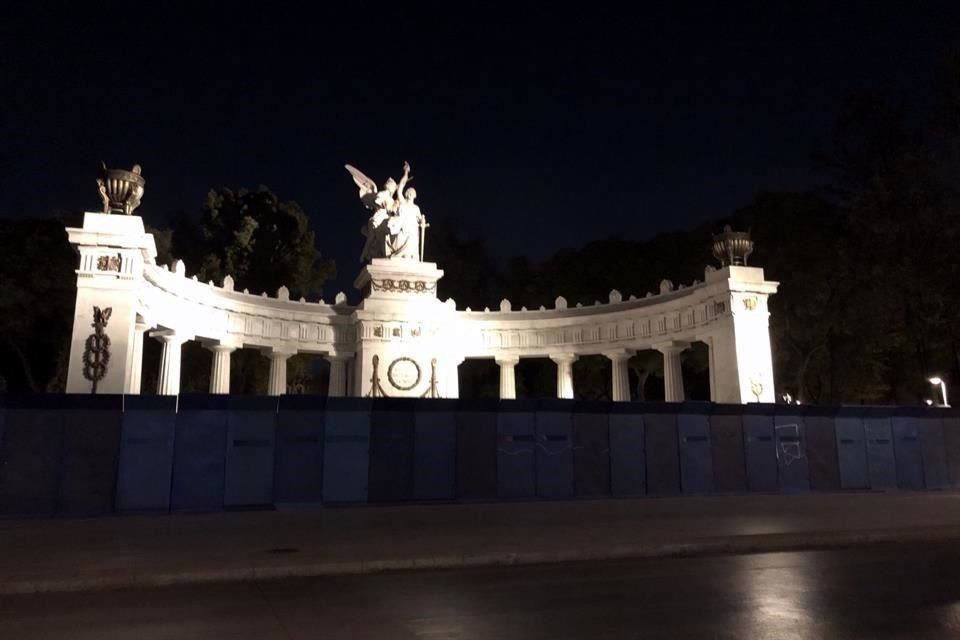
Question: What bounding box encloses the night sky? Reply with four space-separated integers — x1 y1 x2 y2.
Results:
3 3 957 293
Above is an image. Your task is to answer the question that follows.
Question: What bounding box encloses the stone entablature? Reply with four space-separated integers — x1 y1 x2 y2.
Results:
134 243 770 361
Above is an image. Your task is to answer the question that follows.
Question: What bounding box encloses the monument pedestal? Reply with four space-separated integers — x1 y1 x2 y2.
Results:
351 258 461 398
65 213 157 394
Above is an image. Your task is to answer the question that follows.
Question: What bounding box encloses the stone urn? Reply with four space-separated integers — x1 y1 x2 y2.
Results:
711 225 753 267
97 163 145 215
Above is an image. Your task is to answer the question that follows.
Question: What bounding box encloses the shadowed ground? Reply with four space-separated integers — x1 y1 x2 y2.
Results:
3 546 960 638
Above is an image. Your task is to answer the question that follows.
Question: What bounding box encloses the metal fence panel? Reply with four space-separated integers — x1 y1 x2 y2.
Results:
678 409 713 494
116 396 175 512
573 405 610 497
609 410 645 496
536 403 574 499
413 401 457 501
224 398 276 507
497 402 536 499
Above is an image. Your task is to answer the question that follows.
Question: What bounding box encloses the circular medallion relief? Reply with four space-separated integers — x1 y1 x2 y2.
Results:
387 357 421 391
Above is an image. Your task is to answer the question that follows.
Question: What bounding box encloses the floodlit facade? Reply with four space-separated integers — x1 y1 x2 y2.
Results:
66 166 779 403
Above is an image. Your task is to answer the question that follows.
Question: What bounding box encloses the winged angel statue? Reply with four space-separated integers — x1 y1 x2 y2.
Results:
346 162 427 262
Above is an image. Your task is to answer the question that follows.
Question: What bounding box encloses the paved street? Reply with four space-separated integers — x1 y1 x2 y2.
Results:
6 493 960 595
3 545 960 639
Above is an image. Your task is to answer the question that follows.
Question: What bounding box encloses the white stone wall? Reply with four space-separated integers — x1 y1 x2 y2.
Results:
65 214 779 402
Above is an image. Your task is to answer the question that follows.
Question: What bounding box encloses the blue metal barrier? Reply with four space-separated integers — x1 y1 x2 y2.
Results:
322 397 371 503
9 392 960 519
116 395 176 512
224 396 277 507
369 398 415 502
413 399 457 501
678 402 713 494
920 410 950 490
644 404 680 496
57 394 123 515
863 407 897 491
742 404 778 492
456 399 497 501
0 394 65 516
535 400 574 499
804 406 840 491
943 413 960 488
773 405 810 493
891 407 927 491
836 407 869 490
572 402 610 497
609 403 646 496
171 395 228 511
497 400 537 499
274 395 325 504
709 405 746 493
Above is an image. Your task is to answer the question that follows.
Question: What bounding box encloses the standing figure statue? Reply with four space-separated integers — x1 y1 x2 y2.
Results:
345 161 428 262
391 186 426 260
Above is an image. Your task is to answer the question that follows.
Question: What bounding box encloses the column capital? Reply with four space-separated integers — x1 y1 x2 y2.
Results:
206 343 237 354
494 355 520 366
324 352 354 363
549 353 579 365
602 348 635 362
262 346 297 360
150 329 192 345
653 340 690 355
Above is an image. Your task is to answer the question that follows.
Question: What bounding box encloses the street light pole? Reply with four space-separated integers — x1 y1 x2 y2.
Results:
929 377 950 407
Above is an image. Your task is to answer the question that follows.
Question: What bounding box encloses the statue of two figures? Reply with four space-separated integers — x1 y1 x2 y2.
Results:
346 162 427 262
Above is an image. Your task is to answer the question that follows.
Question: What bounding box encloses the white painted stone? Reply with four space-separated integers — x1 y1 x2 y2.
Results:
65 212 779 404
500 299 512 312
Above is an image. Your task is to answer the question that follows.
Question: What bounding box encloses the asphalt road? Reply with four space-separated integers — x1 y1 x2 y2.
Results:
3 545 960 639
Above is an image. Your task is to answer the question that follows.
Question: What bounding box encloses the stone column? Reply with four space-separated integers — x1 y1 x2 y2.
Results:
604 349 634 402
125 319 151 395
326 354 350 397
495 355 520 400
656 342 689 402
208 344 235 394
550 354 578 399
266 351 292 396
156 332 187 395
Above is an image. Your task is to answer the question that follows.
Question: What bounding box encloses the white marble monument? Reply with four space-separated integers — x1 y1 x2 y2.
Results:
65 162 779 403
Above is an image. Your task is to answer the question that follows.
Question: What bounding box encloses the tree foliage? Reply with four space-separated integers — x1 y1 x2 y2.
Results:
0 215 78 391
171 186 335 299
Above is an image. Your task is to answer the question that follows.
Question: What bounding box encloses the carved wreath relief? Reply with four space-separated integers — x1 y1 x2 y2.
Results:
370 278 435 294
82 306 112 394
387 357 421 391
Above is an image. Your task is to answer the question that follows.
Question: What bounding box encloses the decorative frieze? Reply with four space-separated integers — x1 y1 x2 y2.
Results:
96 254 123 272
370 278 436 294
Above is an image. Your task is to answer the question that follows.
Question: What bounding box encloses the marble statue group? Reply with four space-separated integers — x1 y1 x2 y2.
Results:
346 161 428 263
